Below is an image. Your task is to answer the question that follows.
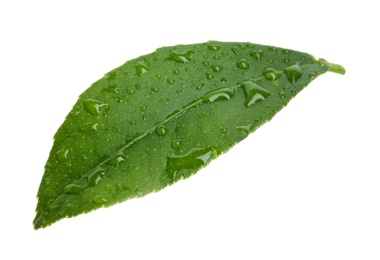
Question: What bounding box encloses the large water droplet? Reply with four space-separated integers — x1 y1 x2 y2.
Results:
236 124 253 135
156 125 168 136
269 46 278 52
63 183 86 195
237 59 250 69
167 50 194 63
151 86 159 92
87 167 106 186
196 83 205 90
250 50 264 60
202 87 235 103
108 153 126 167
231 47 240 56
284 64 303 83
205 72 214 80
241 81 271 107
262 68 283 81
207 45 221 51
211 64 222 72
165 148 213 181
83 99 109 115
171 139 181 149
135 60 149 76
56 148 69 163
80 122 99 133
167 78 175 84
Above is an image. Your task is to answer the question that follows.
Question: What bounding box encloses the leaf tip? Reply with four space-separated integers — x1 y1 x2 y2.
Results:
318 58 346 75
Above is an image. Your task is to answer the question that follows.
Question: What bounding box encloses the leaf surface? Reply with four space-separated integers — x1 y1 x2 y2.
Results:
34 41 345 229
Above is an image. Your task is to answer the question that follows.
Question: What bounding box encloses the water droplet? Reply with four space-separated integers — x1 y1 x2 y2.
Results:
250 50 264 60
284 64 303 83
156 73 162 79
83 99 109 115
279 91 286 99
231 47 240 56
103 84 119 93
127 88 135 95
196 83 205 90
262 68 283 81
87 167 106 186
56 148 69 162
237 59 250 69
269 46 278 52
63 183 86 195
167 50 194 63
108 154 126 167
221 127 227 134
241 81 271 107
80 122 98 133
283 58 290 63
171 139 181 148
207 45 221 51
282 49 291 55
205 72 214 80
213 56 220 60
202 61 210 66
211 64 222 72
156 125 168 136
151 86 159 92
221 78 227 83
173 69 180 74
167 78 175 84
140 105 147 112
135 60 149 76
308 73 316 79
129 120 136 125
93 196 108 204
165 148 213 181
236 124 253 135
202 87 235 103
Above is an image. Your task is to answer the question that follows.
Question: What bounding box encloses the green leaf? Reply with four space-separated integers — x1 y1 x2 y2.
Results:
34 41 345 229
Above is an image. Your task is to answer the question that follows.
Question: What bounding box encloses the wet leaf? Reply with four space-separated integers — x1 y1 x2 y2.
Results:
34 41 345 229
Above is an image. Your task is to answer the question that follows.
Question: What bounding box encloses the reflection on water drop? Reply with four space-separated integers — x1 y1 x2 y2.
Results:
262 68 283 81
171 139 181 149
284 64 303 83
156 125 168 136
207 45 221 51
250 50 264 60
165 148 213 181
236 124 253 135
202 87 235 103
205 72 214 80
167 50 194 63
151 86 159 92
241 81 271 107
135 60 149 76
83 99 109 115
237 59 250 69
87 167 106 186
211 65 222 72
108 154 126 167
93 196 108 204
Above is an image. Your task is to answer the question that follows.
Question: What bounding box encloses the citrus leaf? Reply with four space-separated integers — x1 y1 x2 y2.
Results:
34 41 345 229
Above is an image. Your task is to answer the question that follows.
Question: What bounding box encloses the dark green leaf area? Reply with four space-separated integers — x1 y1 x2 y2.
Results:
34 41 343 229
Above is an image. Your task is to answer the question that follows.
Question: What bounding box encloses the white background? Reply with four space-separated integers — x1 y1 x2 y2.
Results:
1 0 379 259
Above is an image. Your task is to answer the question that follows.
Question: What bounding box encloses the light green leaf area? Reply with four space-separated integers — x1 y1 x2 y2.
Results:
34 41 345 229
